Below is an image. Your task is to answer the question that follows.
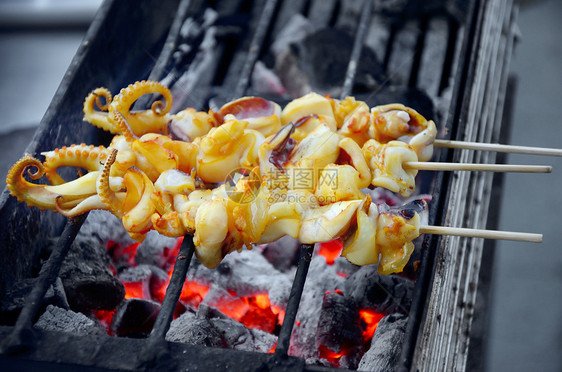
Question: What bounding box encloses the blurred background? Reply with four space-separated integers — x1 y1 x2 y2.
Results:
0 0 560 371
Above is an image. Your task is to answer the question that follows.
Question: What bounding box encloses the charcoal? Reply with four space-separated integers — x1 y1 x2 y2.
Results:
199 303 277 353
59 238 125 312
343 265 414 314
261 235 301 271
34 305 106 337
149 265 172 301
77 210 134 248
213 317 277 353
357 313 408 372
118 265 153 300
110 298 161 338
358 86 435 120
289 256 346 359
190 250 291 309
167 304 277 353
275 28 387 98
166 311 226 348
0 277 68 325
135 230 179 269
118 264 153 282
332 256 361 278
315 291 362 355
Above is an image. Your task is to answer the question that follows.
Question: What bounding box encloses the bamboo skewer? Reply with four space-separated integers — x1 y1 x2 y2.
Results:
434 139 562 157
420 225 543 243
404 162 552 173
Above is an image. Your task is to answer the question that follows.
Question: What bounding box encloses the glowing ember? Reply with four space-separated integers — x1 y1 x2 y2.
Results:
151 276 170 303
179 280 210 308
106 240 140 267
254 293 270 309
318 344 345 365
123 281 149 300
240 296 277 333
268 342 277 353
359 309 385 342
317 239 343 265
201 290 281 333
93 309 115 335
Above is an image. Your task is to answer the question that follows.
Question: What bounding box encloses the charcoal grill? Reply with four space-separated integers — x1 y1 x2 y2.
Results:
0 0 518 370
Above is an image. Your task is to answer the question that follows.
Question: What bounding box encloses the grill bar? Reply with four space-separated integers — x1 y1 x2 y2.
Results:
340 0 373 99
0 214 87 355
139 235 195 368
230 0 279 100
274 243 314 356
148 236 195 341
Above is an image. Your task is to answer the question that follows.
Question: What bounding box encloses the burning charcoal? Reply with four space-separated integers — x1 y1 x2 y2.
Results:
343 265 414 315
110 298 161 338
358 313 408 372
166 310 226 348
0 277 68 325
34 304 106 337
118 265 153 300
190 250 291 309
332 257 361 279
315 290 363 368
289 256 347 360
261 235 300 271
149 265 172 303
167 304 277 353
275 28 386 98
213 317 277 353
135 230 180 269
59 238 125 312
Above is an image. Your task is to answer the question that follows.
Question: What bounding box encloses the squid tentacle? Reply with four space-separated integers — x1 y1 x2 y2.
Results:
83 87 117 133
55 194 108 217
97 149 123 218
6 155 97 212
109 80 173 137
42 144 109 185
111 110 138 143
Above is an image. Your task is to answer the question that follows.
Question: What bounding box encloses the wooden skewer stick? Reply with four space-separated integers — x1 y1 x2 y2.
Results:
434 139 562 157
404 162 552 173
420 225 543 243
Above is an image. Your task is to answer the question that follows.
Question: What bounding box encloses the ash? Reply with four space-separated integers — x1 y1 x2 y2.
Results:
34 305 106 337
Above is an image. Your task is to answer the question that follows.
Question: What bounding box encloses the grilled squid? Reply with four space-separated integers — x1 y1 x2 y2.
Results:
363 140 419 197
7 80 443 275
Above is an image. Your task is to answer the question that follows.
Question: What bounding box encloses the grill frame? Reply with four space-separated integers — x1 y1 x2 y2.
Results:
0 0 516 370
